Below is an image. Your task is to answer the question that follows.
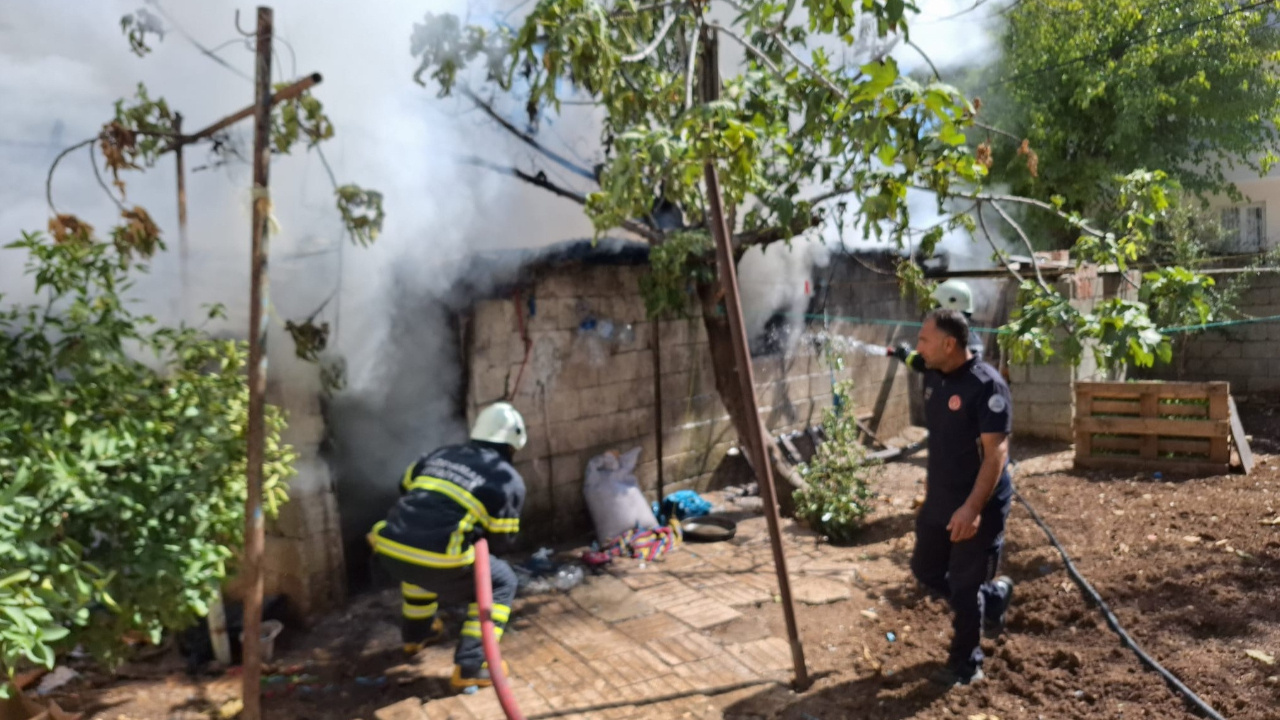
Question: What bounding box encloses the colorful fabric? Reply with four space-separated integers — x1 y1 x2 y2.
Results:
603 521 683 562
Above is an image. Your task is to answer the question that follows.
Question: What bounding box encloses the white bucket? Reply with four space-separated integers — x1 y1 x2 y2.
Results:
239 619 284 663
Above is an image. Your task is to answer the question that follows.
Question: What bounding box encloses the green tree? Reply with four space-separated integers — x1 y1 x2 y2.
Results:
973 0 1280 245
0 228 294 690
410 0 1216 480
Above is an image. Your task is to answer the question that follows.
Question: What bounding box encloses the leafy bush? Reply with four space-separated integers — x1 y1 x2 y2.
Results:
0 229 294 690
792 380 879 544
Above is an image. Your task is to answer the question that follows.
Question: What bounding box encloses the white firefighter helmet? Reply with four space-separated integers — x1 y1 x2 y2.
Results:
932 279 975 314
471 402 528 451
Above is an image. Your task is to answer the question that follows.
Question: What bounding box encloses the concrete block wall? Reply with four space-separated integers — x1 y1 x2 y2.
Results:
1007 267 1135 441
465 260 916 541
224 354 346 625
1142 274 1280 393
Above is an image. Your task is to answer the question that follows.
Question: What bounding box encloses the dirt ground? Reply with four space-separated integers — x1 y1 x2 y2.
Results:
28 394 1280 720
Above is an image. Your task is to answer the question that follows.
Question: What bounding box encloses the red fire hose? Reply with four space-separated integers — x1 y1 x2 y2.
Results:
472 538 525 720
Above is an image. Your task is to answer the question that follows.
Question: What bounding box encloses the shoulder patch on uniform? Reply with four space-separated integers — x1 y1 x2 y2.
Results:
988 394 1008 413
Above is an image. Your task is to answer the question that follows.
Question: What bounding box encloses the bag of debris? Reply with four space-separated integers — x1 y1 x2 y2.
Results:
583 447 658 543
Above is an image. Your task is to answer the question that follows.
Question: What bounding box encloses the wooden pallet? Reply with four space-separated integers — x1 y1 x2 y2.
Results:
1074 381 1231 476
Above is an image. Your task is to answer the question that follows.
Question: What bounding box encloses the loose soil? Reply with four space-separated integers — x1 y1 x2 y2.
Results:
29 395 1280 720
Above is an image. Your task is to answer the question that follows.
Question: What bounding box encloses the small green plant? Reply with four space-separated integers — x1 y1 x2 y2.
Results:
793 379 880 544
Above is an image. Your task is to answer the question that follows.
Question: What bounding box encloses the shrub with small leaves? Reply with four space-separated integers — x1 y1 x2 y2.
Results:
0 229 295 691
792 380 880 544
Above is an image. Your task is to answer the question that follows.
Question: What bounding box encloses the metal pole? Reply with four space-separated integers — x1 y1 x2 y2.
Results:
174 113 190 320
241 8 273 720
652 318 665 504
699 26 809 691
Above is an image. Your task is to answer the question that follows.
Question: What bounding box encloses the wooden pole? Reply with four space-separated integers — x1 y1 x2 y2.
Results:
699 26 809 691
174 113 190 319
652 318 665 504
241 7 273 720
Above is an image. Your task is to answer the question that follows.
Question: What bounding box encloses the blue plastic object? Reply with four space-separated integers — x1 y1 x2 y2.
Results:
654 490 713 525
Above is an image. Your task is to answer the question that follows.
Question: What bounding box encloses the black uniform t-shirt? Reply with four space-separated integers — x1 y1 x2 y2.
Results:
920 358 1013 524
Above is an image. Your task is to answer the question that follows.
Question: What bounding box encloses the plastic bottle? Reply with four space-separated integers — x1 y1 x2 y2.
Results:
553 565 584 591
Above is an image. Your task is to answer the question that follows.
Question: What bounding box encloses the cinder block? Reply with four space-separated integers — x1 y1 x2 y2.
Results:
620 378 656 410
1241 342 1277 359
550 452 583 489
1026 362 1073 385
548 420 577 455
660 342 694 374
1029 402 1074 430
536 271 575 299
1249 377 1280 392
547 388 581 423
281 409 326 451
471 361 509 399
608 350 643 382
616 267 643 296
1217 359 1254 379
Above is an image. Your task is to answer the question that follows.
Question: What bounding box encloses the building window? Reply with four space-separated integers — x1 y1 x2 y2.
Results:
1220 203 1266 251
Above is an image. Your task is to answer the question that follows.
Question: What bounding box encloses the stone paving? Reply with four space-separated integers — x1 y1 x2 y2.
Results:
369 486 917 720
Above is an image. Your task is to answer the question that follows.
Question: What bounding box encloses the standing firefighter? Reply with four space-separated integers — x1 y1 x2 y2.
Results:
368 402 527 690
888 279 985 365
907 309 1015 687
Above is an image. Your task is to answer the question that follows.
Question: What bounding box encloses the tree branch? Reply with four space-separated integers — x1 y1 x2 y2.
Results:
622 9 682 62
971 191 1107 238
46 137 98 215
460 87 598 182
973 121 1022 144
987 200 1051 292
905 39 941 82
459 155 662 242
769 31 849 100
684 16 702 110
87 143 128 214
976 204 1027 285
734 213 822 248
706 22 784 78
804 185 855 206
611 1 682 18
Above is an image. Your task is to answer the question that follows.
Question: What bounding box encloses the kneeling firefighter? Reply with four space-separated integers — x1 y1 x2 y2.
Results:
368 402 527 690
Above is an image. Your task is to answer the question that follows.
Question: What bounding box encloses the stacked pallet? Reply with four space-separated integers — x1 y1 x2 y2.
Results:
1073 381 1231 476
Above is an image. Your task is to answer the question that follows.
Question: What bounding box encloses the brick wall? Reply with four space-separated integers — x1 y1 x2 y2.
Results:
1141 273 1280 393
464 257 917 541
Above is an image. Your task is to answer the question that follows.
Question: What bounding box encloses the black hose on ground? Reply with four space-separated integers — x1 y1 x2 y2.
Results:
1011 481 1227 720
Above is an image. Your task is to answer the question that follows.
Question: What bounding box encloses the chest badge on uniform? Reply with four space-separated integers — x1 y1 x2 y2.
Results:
948 395 961 411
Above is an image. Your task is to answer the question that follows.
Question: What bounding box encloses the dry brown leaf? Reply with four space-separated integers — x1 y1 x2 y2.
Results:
1245 649 1276 666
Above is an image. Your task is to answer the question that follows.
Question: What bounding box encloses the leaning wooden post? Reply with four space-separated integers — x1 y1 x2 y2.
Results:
241 7 273 720
698 26 809 691
174 112 190 318
652 315 665 504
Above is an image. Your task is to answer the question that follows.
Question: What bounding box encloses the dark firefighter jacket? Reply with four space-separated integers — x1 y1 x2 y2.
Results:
370 440 525 568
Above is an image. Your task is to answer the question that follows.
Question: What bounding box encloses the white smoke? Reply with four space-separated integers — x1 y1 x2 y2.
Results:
735 1 1009 340
0 0 1006 557
0 0 602 565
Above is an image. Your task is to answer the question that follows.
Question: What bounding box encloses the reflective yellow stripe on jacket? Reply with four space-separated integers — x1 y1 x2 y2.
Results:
405 477 520 534
368 520 475 568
